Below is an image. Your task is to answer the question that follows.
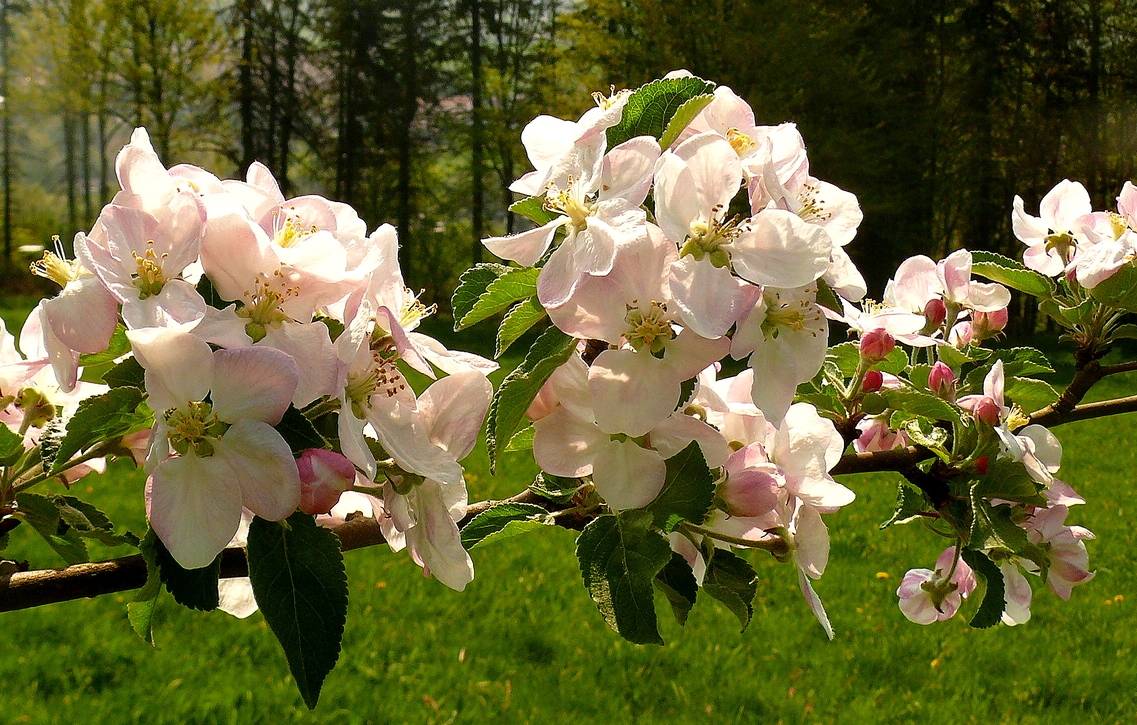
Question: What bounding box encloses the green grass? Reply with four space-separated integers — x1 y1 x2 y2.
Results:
1 312 1135 724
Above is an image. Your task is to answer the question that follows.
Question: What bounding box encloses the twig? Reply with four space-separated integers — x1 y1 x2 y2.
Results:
1027 393 1137 429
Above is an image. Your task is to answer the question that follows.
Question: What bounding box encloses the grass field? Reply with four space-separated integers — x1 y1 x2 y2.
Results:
1 310 1135 724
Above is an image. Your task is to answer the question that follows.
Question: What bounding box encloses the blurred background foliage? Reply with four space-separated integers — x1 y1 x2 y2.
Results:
3 0 1137 322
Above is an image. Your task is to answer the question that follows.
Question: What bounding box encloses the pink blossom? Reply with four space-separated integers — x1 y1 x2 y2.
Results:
298 449 357 515
896 546 977 624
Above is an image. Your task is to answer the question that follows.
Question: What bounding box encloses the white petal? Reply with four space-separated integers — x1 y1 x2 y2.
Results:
416 371 492 460
404 481 475 591
218 578 259 619
483 217 565 267
668 256 748 339
589 349 680 437
731 209 832 288
127 328 214 411
591 439 667 510
260 322 338 408
148 452 242 570
533 406 606 477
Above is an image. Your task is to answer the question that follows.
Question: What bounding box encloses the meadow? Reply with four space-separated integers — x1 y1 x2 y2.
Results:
0 308 1134 725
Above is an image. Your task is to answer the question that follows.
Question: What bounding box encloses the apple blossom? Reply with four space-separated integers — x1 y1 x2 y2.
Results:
896 547 977 625
1012 179 1092 276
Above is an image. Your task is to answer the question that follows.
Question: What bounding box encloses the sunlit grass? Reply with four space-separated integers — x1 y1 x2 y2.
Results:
1 309 1134 724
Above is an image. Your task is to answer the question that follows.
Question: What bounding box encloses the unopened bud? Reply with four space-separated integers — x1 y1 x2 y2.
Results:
949 321 973 348
975 455 989 475
863 369 884 393
928 362 956 400
297 448 356 515
972 308 1009 340
972 397 1002 426
859 329 896 362
923 298 947 327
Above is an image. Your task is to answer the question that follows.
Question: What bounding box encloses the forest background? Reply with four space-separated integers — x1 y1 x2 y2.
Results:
2 0 1137 330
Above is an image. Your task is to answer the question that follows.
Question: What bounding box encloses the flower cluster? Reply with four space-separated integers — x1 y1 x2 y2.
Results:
21 129 496 587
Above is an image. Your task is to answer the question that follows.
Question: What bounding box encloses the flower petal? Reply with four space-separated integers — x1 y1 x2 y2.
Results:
148 452 242 569
218 419 301 520
210 346 299 425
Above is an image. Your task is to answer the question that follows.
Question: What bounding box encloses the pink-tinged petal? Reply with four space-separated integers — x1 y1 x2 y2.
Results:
669 255 747 339
200 208 277 302
154 192 206 273
1000 563 1032 626
774 403 845 483
650 413 731 468
965 282 1011 312
938 250 972 303
546 269 633 344
21 304 79 393
127 328 213 411
1120 181 1137 227
297 449 356 516
1043 479 1085 507
483 217 564 267
812 181 863 247
589 349 680 437
823 247 867 302
338 403 376 479
797 568 835 640
653 152 703 243
1040 179 1092 231
259 322 338 407
983 359 1005 408
1012 195 1049 243
192 304 253 349
217 420 301 520
697 86 756 137
1023 243 1064 276
406 333 499 377
731 209 832 288
792 502 829 577
884 255 941 312
673 132 744 212
664 328 732 382
416 371 492 460
1076 241 1131 288
547 354 595 424
210 346 299 425
533 406 606 477
404 481 475 591
374 306 433 378
591 439 667 510
43 275 118 354
601 136 661 206
121 279 207 331
148 452 242 569
366 396 464 486
218 578 259 619
246 161 286 201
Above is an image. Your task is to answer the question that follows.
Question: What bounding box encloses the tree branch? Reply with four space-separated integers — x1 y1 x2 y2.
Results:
0 489 565 613
1027 393 1137 429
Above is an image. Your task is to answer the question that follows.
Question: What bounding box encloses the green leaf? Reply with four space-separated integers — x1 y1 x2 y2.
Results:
824 342 861 377
460 503 550 550
904 418 949 456
970 250 1056 298
508 195 558 226
576 510 671 645
153 535 221 611
196 274 230 309
14 492 88 565
52 388 153 473
103 356 146 390
960 549 1006 629
938 343 989 370
1005 377 1059 412
495 297 547 358
1110 323 1137 340
502 425 534 452
881 388 962 424
640 441 715 532
77 324 130 366
879 483 927 529
814 277 844 315
38 419 65 472
528 472 580 503
658 93 715 149
654 552 698 626
275 405 327 454
972 458 1044 506
487 325 577 471
129 530 163 646
877 346 910 376
1086 260 1137 312
701 546 758 632
0 424 24 466
454 266 540 331
451 263 512 330
54 496 135 547
247 512 349 710
606 76 717 148
968 494 1048 574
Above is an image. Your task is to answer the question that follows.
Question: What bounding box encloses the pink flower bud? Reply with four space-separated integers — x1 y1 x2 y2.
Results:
928 362 956 399
297 449 356 515
972 397 1002 426
949 321 973 348
972 308 1009 340
863 369 884 393
721 445 782 518
859 329 896 362
923 298 947 327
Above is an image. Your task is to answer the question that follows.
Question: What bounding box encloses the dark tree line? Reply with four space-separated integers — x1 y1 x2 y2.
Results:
6 0 1137 307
